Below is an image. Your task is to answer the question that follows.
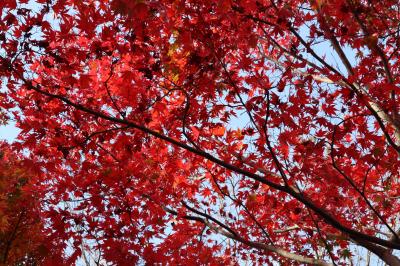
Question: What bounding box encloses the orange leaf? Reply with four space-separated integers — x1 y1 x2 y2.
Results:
212 126 225 137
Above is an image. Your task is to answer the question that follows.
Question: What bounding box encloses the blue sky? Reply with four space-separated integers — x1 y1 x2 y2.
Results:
0 123 20 142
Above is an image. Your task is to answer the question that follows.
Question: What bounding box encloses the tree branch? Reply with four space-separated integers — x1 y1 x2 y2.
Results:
18 77 400 250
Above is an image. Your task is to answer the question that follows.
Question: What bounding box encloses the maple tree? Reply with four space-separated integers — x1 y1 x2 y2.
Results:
1 0 400 264
0 142 63 265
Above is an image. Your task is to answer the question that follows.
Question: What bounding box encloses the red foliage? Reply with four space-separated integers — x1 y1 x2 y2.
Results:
1 0 400 264
0 142 64 265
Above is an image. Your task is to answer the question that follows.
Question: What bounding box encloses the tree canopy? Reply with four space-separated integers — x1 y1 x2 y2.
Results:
1 0 400 264
0 142 63 265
